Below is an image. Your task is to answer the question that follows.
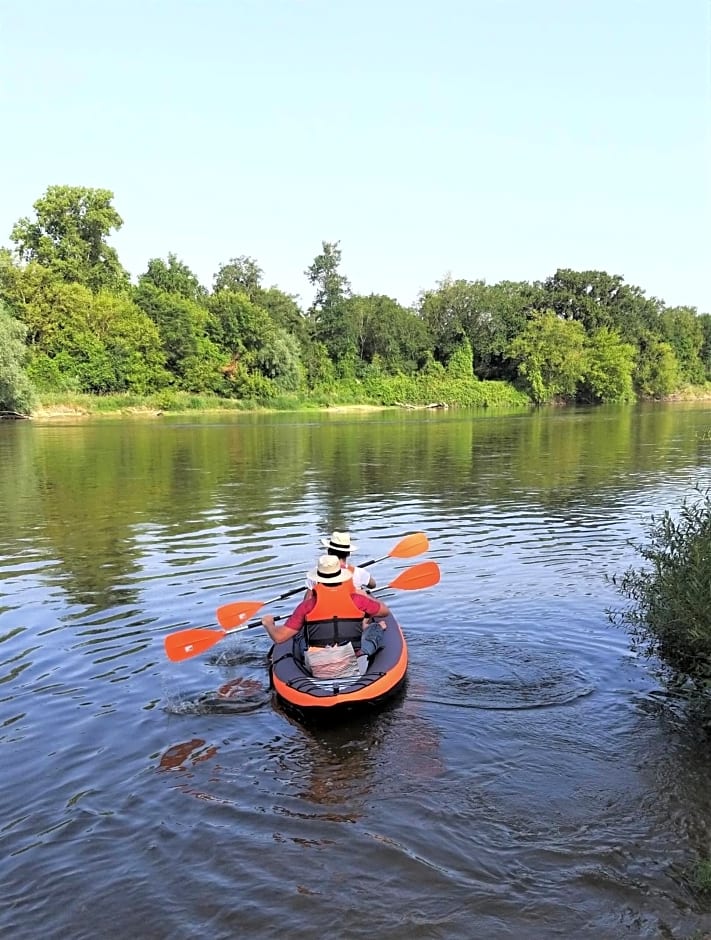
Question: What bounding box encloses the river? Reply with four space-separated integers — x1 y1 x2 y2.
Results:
1 403 711 939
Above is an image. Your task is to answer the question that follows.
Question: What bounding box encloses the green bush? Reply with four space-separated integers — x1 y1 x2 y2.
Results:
608 489 711 723
689 859 711 896
153 389 180 411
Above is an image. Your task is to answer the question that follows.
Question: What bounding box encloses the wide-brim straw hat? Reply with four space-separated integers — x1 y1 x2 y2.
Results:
320 530 358 552
307 554 353 585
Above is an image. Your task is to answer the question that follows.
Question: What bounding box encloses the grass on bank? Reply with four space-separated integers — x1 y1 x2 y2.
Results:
31 376 532 417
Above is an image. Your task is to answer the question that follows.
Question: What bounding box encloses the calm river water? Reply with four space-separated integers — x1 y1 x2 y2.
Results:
2 404 711 939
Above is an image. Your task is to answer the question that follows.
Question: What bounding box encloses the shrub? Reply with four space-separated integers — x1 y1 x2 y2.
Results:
608 489 711 724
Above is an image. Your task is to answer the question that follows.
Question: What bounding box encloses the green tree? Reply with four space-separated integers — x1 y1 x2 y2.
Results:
580 327 636 403
0 303 36 414
635 333 680 397
134 282 207 381
139 254 206 302
661 306 705 385
206 290 275 359
10 185 129 292
344 293 430 373
698 313 711 379
305 240 352 361
542 268 663 341
179 335 227 394
417 276 468 365
446 337 475 379
302 340 336 387
254 286 307 341
418 277 534 378
255 328 305 391
507 311 587 404
17 282 168 394
86 292 168 393
213 255 263 299
9 272 89 354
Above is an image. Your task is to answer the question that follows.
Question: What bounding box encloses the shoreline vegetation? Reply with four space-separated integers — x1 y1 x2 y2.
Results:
21 381 526 419
2 185 711 421
9 379 711 421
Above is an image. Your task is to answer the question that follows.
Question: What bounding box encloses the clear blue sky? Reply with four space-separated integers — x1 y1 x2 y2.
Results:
1 0 709 311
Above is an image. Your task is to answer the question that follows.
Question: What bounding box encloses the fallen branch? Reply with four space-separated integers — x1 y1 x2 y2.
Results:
394 401 448 410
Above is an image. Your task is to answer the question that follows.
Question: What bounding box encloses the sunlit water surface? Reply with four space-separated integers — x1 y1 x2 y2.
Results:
2 404 711 939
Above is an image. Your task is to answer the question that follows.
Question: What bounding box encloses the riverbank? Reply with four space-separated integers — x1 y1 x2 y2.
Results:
14 380 711 421
27 394 395 420
23 380 529 419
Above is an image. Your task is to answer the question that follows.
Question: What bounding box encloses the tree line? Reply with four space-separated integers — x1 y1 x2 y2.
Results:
1 184 709 415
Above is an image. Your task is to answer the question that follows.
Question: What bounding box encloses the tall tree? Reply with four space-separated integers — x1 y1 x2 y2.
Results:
206 290 275 359
134 282 207 379
344 293 430 373
10 185 129 292
254 286 307 341
139 253 206 301
213 256 263 299
541 268 663 342
660 306 705 385
4 273 168 395
418 277 534 378
507 311 587 404
635 333 680 398
417 276 467 365
305 241 352 361
580 327 636 403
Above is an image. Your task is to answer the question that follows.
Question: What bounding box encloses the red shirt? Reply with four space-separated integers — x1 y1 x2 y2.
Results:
284 592 381 632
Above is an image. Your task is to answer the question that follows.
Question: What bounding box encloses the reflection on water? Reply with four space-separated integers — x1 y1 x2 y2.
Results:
2 404 711 939
158 737 219 771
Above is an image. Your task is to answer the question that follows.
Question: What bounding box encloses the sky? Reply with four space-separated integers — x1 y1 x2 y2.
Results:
0 0 709 312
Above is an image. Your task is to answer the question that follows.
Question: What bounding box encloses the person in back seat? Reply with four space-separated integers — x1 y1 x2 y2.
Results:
304 531 376 592
261 554 389 657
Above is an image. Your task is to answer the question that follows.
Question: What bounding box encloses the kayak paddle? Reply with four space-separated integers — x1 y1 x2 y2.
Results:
214 531 429 629
164 560 441 662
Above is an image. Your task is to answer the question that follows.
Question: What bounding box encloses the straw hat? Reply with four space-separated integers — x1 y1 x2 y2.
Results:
307 554 353 585
320 530 358 553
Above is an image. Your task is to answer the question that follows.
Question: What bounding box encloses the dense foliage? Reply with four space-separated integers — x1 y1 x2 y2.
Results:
0 185 709 412
609 491 711 727
0 301 36 414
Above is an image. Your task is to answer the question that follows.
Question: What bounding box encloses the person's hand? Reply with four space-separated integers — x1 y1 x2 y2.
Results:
261 614 275 628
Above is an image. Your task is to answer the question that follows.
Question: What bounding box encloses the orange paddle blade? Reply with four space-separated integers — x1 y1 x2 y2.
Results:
215 600 265 630
389 560 440 591
164 627 227 662
389 532 429 559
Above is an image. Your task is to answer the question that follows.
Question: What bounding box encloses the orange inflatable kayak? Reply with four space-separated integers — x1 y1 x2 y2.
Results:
268 612 408 720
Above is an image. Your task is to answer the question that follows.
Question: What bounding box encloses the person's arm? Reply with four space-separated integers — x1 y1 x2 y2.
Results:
261 615 297 644
354 592 389 619
354 565 376 590
261 597 310 643
370 598 389 617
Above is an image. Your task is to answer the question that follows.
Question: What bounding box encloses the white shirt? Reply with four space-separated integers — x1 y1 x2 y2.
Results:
305 563 372 591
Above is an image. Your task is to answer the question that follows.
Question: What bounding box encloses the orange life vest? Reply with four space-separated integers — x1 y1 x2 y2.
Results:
305 580 365 647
